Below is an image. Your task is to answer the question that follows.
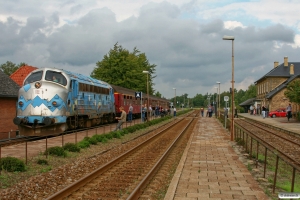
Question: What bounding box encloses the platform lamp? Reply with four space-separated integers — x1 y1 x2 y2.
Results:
214 86 218 116
216 81 221 118
142 71 149 121
223 35 235 141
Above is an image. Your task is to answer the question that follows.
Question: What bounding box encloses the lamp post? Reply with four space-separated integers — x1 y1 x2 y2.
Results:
216 82 221 118
214 87 218 116
143 71 149 121
173 88 176 109
223 35 235 141
207 95 211 106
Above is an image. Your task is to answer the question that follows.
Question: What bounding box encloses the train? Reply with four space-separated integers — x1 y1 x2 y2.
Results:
13 68 169 136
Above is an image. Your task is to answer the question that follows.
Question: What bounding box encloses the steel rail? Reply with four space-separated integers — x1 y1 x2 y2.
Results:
46 118 185 199
239 115 300 139
235 121 300 171
126 118 194 199
238 119 300 147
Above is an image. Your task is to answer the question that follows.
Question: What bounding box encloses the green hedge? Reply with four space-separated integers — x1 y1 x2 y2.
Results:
63 143 80 152
44 146 66 157
0 157 26 172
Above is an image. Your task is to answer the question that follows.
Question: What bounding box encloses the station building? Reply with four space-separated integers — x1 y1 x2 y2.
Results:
254 56 300 113
0 70 20 139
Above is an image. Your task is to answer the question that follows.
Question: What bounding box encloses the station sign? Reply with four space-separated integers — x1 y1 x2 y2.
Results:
135 92 142 98
224 96 229 102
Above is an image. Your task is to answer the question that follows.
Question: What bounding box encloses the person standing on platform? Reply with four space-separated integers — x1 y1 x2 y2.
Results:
286 103 292 121
250 105 254 115
208 105 213 117
114 106 126 131
174 107 177 117
128 104 133 122
257 105 261 116
234 107 238 118
149 105 152 120
262 105 266 119
200 107 204 117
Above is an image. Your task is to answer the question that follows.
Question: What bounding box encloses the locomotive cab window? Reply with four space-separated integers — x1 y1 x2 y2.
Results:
45 71 67 86
24 71 43 85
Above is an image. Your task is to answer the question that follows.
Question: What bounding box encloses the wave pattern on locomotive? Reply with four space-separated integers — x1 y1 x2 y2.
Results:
13 68 115 136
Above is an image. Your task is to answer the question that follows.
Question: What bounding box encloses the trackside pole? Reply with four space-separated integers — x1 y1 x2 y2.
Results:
141 92 143 123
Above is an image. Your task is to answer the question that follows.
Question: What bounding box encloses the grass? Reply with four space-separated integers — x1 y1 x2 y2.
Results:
228 123 300 199
40 166 52 173
247 163 252 171
0 114 180 190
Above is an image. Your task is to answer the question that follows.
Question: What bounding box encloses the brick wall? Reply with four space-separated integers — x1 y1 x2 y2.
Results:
0 97 18 139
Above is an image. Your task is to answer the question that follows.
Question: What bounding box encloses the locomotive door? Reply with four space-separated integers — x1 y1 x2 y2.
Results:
31 88 44 115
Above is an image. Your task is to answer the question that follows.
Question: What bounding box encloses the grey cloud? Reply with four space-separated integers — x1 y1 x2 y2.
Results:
48 8 117 65
70 4 84 15
0 1 300 98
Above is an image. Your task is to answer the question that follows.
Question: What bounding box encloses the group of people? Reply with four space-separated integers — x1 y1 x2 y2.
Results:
200 105 214 117
250 103 293 121
250 104 268 117
115 104 177 131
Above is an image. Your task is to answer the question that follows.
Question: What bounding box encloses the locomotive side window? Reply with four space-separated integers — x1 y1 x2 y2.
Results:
45 71 67 86
24 71 43 85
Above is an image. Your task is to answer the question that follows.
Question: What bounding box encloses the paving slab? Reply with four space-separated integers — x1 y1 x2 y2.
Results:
165 116 270 200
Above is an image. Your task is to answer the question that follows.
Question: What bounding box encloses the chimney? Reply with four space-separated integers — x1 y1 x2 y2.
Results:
290 64 294 75
284 56 288 67
274 61 279 68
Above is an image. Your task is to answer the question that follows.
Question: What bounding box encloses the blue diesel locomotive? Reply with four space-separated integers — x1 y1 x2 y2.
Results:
13 68 115 136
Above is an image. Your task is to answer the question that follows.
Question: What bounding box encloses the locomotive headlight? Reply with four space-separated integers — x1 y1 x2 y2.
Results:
18 101 24 107
52 99 62 107
35 82 42 89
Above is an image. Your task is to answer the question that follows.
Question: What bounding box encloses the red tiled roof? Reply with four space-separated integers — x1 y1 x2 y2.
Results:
10 65 38 86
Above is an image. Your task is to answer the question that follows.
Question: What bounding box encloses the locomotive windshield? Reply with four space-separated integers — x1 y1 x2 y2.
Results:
24 71 43 85
45 70 67 86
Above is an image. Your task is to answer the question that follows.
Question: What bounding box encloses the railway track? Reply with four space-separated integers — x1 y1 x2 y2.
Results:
235 119 300 170
46 116 196 199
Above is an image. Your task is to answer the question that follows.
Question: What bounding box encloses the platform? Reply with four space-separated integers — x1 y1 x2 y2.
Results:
238 113 300 135
164 116 270 200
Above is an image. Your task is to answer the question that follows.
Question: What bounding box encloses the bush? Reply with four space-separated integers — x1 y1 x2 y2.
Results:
82 136 97 145
112 131 122 139
92 134 105 142
88 137 98 145
0 157 26 172
44 146 66 157
125 126 136 133
101 137 108 143
63 143 80 152
37 159 48 165
77 140 90 149
121 129 129 135
105 133 113 139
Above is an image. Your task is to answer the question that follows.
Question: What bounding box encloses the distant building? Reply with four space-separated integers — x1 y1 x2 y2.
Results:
255 56 300 113
0 70 20 139
239 98 256 113
10 65 38 86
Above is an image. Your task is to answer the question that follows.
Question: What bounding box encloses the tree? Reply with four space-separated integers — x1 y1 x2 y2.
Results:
284 80 300 104
154 91 162 98
0 61 27 76
91 43 156 95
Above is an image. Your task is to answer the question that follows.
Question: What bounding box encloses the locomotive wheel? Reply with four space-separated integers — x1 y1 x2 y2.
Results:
67 118 76 129
108 114 114 123
78 118 84 128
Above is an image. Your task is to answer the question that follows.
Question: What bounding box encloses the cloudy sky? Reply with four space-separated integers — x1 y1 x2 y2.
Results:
1 0 300 99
